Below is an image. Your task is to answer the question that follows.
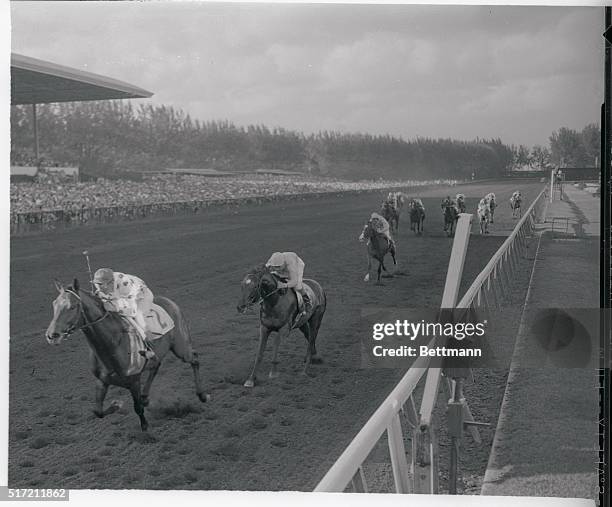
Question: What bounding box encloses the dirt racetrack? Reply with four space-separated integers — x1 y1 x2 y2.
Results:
9 180 543 491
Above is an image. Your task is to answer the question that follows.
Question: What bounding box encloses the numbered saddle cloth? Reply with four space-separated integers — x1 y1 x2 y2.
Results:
144 303 175 339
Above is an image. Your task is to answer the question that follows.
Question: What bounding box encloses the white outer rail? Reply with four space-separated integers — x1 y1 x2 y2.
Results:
456 187 547 310
314 214 474 493
314 188 547 494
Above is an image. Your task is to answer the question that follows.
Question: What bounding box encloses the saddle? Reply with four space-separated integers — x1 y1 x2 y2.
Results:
292 283 316 330
144 303 175 339
118 305 175 376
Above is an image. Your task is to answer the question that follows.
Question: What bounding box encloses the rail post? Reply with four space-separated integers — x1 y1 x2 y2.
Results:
413 213 473 494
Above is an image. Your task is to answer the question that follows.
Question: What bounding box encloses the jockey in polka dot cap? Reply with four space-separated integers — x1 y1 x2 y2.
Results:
93 268 157 360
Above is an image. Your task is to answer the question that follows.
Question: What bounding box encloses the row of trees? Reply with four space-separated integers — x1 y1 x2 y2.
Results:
509 124 600 171
10 101 599 180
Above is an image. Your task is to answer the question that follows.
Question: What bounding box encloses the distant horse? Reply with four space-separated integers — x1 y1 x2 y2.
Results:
237 266 327 387
455 194 467 214
381 200 400 236
45 279 209 431
477 198 491 234
443 205 459 237
485 193 496 223
510 191 522 218
360 219 397 283
409 199 425 235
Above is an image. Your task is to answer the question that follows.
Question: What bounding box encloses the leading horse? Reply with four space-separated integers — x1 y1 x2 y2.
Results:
46 279 209 431
237 266 327 388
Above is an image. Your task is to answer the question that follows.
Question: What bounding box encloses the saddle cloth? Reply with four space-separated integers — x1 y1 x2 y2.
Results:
122 304 174 376
126 329 147 376
292 282 317 330
144 303 175 339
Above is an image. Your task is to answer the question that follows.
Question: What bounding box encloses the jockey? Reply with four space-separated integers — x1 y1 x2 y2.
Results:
441 195 455 211
411 198 425 211
359 212 396 247
455 194 466 213
93 268 156 360
265 252 310 323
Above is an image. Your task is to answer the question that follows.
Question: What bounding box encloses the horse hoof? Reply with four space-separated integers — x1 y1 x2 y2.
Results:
311 356 323 365
243 379 255 388
364 274 370 282
198 393 211 403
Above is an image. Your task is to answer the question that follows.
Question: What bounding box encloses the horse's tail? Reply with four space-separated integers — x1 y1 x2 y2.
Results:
153 296 193 346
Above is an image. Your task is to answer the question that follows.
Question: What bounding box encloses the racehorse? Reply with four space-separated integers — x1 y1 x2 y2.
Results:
455 194 466 214
237 266 327 387
510 191 522 218
409 199 425 235
443 204 459 237
485 193 496 223
381 199 400 236
477 198 491 234
360 219 397 283
45 279 209 431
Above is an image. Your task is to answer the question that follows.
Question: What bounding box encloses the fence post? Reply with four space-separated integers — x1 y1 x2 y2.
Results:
550 169 555 203
413 213 473 494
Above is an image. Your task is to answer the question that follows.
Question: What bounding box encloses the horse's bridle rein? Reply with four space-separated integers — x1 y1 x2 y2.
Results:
60 289 110 338
244 271 282 309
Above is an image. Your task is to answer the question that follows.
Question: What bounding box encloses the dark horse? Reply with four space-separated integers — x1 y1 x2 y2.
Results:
361 220 397 283
46 279 209 431
237 266 327 388
409 200 425 235
443 205 459 237
381 201 400 236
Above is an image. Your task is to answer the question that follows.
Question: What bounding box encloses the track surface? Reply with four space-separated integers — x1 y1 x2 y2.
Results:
9 181 542 490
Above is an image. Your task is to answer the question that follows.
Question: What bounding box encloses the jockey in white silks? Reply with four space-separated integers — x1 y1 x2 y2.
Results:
455 194 466 213
93 268 156 360
359 212 396 249
265 252 311 322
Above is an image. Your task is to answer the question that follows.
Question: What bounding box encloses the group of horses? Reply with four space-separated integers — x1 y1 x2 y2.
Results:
44 188 524 431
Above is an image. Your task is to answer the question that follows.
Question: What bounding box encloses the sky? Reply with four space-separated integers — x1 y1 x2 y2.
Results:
8 2 605 148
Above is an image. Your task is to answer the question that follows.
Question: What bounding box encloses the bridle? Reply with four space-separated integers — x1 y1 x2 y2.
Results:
244 270 282 308
59 288 110 338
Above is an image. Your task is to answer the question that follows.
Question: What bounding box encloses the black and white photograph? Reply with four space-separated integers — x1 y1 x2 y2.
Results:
4 2 607 505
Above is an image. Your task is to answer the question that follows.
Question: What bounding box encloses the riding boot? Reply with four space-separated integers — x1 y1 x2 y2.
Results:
294 289 310 326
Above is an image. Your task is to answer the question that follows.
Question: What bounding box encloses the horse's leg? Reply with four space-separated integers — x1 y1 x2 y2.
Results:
91 355 122 418
300 323 313 372
92 377 122 418
169 331 210 403
269 330 284 379
128 379 148 432
140 362 161 407
364 251 372 282
377 262 383 283
244 324 271 388
305 309 324 365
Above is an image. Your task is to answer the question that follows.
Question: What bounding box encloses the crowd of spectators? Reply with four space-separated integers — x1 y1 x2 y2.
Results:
10 173 456 233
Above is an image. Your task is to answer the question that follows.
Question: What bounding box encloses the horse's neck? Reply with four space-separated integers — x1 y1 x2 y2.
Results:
79 293 127 370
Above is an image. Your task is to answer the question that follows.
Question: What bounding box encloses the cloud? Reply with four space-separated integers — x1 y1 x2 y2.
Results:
9 3 603 146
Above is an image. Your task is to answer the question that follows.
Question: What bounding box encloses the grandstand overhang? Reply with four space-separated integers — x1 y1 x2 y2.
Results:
11 53 153 105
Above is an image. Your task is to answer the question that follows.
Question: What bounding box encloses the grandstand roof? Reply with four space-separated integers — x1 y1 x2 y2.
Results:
11 53 153 105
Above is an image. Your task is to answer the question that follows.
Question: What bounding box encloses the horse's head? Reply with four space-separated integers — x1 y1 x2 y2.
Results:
46 279 83 345
237 265 278 313
361 221 374 241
